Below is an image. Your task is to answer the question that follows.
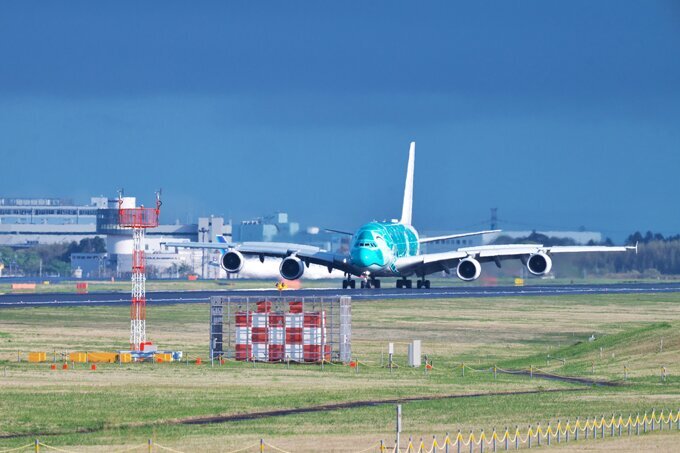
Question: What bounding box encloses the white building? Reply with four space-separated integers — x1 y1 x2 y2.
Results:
0 196 231 278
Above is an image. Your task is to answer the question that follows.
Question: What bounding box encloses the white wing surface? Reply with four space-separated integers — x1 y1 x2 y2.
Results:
396 243 635 277
163 241 356 274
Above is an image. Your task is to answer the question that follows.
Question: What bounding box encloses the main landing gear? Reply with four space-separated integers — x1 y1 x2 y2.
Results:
396 278 412 289
342 278 356 289
417 278 431 289
396 277 430 289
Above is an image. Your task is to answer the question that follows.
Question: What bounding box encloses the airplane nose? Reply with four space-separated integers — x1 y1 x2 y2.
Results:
359 249 373 266
352 248 383 268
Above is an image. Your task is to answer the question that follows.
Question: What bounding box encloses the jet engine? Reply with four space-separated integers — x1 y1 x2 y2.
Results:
456 257 481 281
221 250 245 273
527 252 552 276
280 256 305 280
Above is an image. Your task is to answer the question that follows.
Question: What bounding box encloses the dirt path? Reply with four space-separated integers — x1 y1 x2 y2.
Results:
1 387 588 439
497 369 621 387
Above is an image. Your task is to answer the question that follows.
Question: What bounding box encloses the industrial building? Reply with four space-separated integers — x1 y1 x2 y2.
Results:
0 196 231 279
237 212 349 254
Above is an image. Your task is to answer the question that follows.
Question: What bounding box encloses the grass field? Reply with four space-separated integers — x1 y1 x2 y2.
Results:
1 293 680 451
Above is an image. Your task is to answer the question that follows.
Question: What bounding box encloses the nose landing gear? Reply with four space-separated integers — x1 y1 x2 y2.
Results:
359 272 381 289
360 278 381 289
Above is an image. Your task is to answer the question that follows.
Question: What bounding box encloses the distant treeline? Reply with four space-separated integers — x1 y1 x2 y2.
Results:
0 237 106 277
494 231 680 276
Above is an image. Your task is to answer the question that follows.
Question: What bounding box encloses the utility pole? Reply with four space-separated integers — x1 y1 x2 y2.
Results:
490 208 498 230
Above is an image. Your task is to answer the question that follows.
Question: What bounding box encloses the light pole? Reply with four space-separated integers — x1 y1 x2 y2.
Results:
199 227 208 279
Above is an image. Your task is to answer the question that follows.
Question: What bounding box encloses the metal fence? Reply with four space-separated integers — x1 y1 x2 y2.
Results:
388 409 680 452
8 410 679 453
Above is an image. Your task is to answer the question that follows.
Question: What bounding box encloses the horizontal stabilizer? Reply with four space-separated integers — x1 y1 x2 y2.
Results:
324 228 354 236
161 241 234 250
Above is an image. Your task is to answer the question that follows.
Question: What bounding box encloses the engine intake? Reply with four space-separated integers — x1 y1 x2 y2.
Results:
280 256 304 280
527 252 552 276
457 257 481 281
221 250 244 273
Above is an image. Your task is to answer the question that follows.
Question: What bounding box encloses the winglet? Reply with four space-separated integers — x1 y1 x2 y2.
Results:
400 141 415 226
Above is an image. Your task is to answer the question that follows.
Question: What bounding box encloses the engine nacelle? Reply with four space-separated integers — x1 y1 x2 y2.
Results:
527 252 552 276
457 257 482 281
221 250 244 273
280 256 304 280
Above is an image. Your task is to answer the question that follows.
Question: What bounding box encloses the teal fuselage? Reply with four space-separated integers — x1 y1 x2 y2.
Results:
349 222 419 277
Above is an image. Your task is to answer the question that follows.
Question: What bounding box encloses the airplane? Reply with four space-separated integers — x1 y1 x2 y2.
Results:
164 142 635 289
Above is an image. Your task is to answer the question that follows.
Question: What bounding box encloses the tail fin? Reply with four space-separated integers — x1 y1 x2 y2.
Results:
400 141 415 225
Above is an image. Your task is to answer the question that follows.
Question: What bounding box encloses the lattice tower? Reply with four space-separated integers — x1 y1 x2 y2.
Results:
118 192 161 351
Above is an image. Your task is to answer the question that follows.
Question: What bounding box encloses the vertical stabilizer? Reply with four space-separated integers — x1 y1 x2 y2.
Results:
400 142 415 225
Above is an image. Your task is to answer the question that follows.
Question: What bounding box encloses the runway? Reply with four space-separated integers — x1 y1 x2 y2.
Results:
1 282 680 308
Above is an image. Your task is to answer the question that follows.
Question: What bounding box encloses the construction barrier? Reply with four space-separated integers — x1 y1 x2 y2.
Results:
15 348 672 387
68 352 87 363
87 352 118 363
27 352 46 363
11 283 36 291
75 282 88 294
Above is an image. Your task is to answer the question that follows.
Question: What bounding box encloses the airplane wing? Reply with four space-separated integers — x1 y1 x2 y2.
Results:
394 250 469 275
396 243 636 277
418 229 501 244
162 241 356 274
459 244 635 259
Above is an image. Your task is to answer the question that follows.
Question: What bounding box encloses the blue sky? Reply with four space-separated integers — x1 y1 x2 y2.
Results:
1 2 679 241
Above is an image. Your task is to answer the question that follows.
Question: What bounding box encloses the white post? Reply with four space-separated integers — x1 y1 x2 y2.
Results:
396 404 402 452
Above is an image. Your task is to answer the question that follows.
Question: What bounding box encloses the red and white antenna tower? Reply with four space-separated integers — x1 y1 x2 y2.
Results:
118 190 162 351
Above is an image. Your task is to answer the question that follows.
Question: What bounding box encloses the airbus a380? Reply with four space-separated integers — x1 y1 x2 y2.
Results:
166 142 635 289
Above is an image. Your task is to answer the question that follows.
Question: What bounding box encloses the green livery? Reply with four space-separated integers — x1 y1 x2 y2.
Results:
350 222 420 275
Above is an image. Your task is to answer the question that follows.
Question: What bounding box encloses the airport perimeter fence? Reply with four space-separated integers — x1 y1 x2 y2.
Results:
15 345 673 384
3 409 680 453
